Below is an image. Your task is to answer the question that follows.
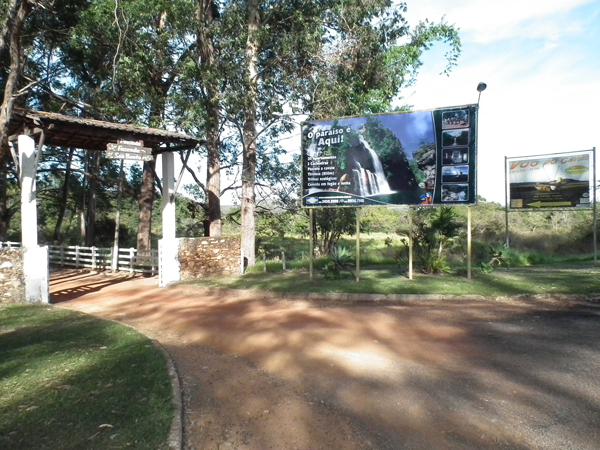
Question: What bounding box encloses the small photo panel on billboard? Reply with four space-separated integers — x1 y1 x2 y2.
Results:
442 110 469 129
442 165 469 183
442 184 469 202
442 129 470 147
442 147 469 165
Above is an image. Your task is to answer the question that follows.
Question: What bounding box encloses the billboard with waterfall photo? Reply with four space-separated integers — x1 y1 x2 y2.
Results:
301 105 478 207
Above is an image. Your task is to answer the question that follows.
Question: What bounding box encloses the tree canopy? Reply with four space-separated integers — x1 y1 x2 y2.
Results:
1 0 463 263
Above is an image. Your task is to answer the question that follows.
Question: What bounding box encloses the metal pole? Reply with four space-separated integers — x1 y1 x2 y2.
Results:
505 156 510 248
467 206 472 279
356 208 361 282
594 148 597 266
408 207 413 280
309 208 314 281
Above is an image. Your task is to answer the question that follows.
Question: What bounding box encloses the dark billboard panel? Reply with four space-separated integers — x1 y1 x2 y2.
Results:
301 105 478 208
507 151 593 209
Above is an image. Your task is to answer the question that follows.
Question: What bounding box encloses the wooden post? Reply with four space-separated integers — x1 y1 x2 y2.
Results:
593 147 597 266
129 248 134 273
309 209 314 282
408 207 413 280
467 206 472 279
356 208 361 282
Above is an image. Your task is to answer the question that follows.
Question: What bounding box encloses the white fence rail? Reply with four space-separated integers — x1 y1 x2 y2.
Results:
0 241 21 249
0 242 158 275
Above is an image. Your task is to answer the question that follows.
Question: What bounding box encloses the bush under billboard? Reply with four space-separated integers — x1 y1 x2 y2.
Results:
301 105 478 208
507 150 593 209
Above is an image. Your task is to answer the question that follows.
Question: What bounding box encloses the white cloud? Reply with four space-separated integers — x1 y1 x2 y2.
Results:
403 0 598 43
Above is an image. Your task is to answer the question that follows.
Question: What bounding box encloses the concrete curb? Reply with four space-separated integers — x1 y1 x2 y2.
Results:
153 340 183 450
177 286 600 305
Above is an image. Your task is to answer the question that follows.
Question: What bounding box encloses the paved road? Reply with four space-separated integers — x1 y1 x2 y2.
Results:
52 270 600 450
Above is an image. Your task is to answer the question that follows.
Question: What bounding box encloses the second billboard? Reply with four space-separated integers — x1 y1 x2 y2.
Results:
301 105 478 208
507 151 593 209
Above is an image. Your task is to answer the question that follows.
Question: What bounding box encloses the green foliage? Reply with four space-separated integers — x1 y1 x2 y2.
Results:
0 304 173 450
411 206 462 274
188 260 600 296
312 208 357 256
322 246 355 279
479 245 507 273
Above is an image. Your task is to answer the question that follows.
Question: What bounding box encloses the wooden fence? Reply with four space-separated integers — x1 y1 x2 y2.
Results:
0 242 158 275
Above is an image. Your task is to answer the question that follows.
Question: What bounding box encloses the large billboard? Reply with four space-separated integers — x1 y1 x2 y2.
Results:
507 150 593 209
301 105 478 208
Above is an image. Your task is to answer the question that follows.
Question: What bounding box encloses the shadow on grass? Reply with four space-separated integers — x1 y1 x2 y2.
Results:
0 305 173 450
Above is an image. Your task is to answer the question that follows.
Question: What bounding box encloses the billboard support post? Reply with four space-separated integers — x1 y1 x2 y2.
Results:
356 208 361 282
309 208 314 281
594 147 597 266
467 206 472 279
504 156 510 248
408 207 413 281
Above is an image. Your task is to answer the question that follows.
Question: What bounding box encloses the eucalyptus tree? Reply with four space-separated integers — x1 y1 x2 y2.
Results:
58 0 198 250
171 0 227 237
0 0 93 240
216 0 460 265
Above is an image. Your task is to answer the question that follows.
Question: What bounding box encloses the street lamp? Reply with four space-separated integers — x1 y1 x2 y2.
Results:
477 82 487 105
469 81 487 280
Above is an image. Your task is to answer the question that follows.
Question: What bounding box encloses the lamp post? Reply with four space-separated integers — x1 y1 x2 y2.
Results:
477 81 487 105
469 81 487 280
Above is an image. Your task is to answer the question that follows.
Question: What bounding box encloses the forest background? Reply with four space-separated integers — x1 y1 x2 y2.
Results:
0 0 596 272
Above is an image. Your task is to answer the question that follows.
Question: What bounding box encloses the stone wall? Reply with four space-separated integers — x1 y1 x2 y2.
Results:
179 237 241 279
0 248 25 303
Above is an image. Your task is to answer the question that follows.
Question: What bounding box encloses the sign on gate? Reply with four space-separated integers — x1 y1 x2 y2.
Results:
106 140 153 161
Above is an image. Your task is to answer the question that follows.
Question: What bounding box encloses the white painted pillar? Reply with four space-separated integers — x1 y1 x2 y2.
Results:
159 152 180 287
19 134 49 303
19 135 38 248
162 152 176 239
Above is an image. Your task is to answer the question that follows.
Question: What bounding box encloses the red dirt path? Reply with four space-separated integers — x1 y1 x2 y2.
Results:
51 269 600 450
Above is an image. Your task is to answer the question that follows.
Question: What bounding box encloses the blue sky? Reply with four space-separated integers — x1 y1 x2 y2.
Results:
401 0 600 204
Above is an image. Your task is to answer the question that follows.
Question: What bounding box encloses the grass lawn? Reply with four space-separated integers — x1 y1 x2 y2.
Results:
0 304 173 450
185 260 600 297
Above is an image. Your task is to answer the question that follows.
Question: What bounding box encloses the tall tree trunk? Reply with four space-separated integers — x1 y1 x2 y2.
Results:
0 0 23 54
0 154 10 240
136 10 167 251
0 0 27 238
80 150 89 243
0 0 29 159
241 0 260 267
85 151 99 247
196 0 222 237
136 158 156 251
53 147 75 244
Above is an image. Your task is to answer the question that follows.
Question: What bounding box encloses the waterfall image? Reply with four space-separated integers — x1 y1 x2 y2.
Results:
344 132 393 197
357 135 392 195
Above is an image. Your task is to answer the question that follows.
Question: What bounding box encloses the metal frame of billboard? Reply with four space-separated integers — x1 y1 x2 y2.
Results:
505 149 595 211
300 104 479 208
